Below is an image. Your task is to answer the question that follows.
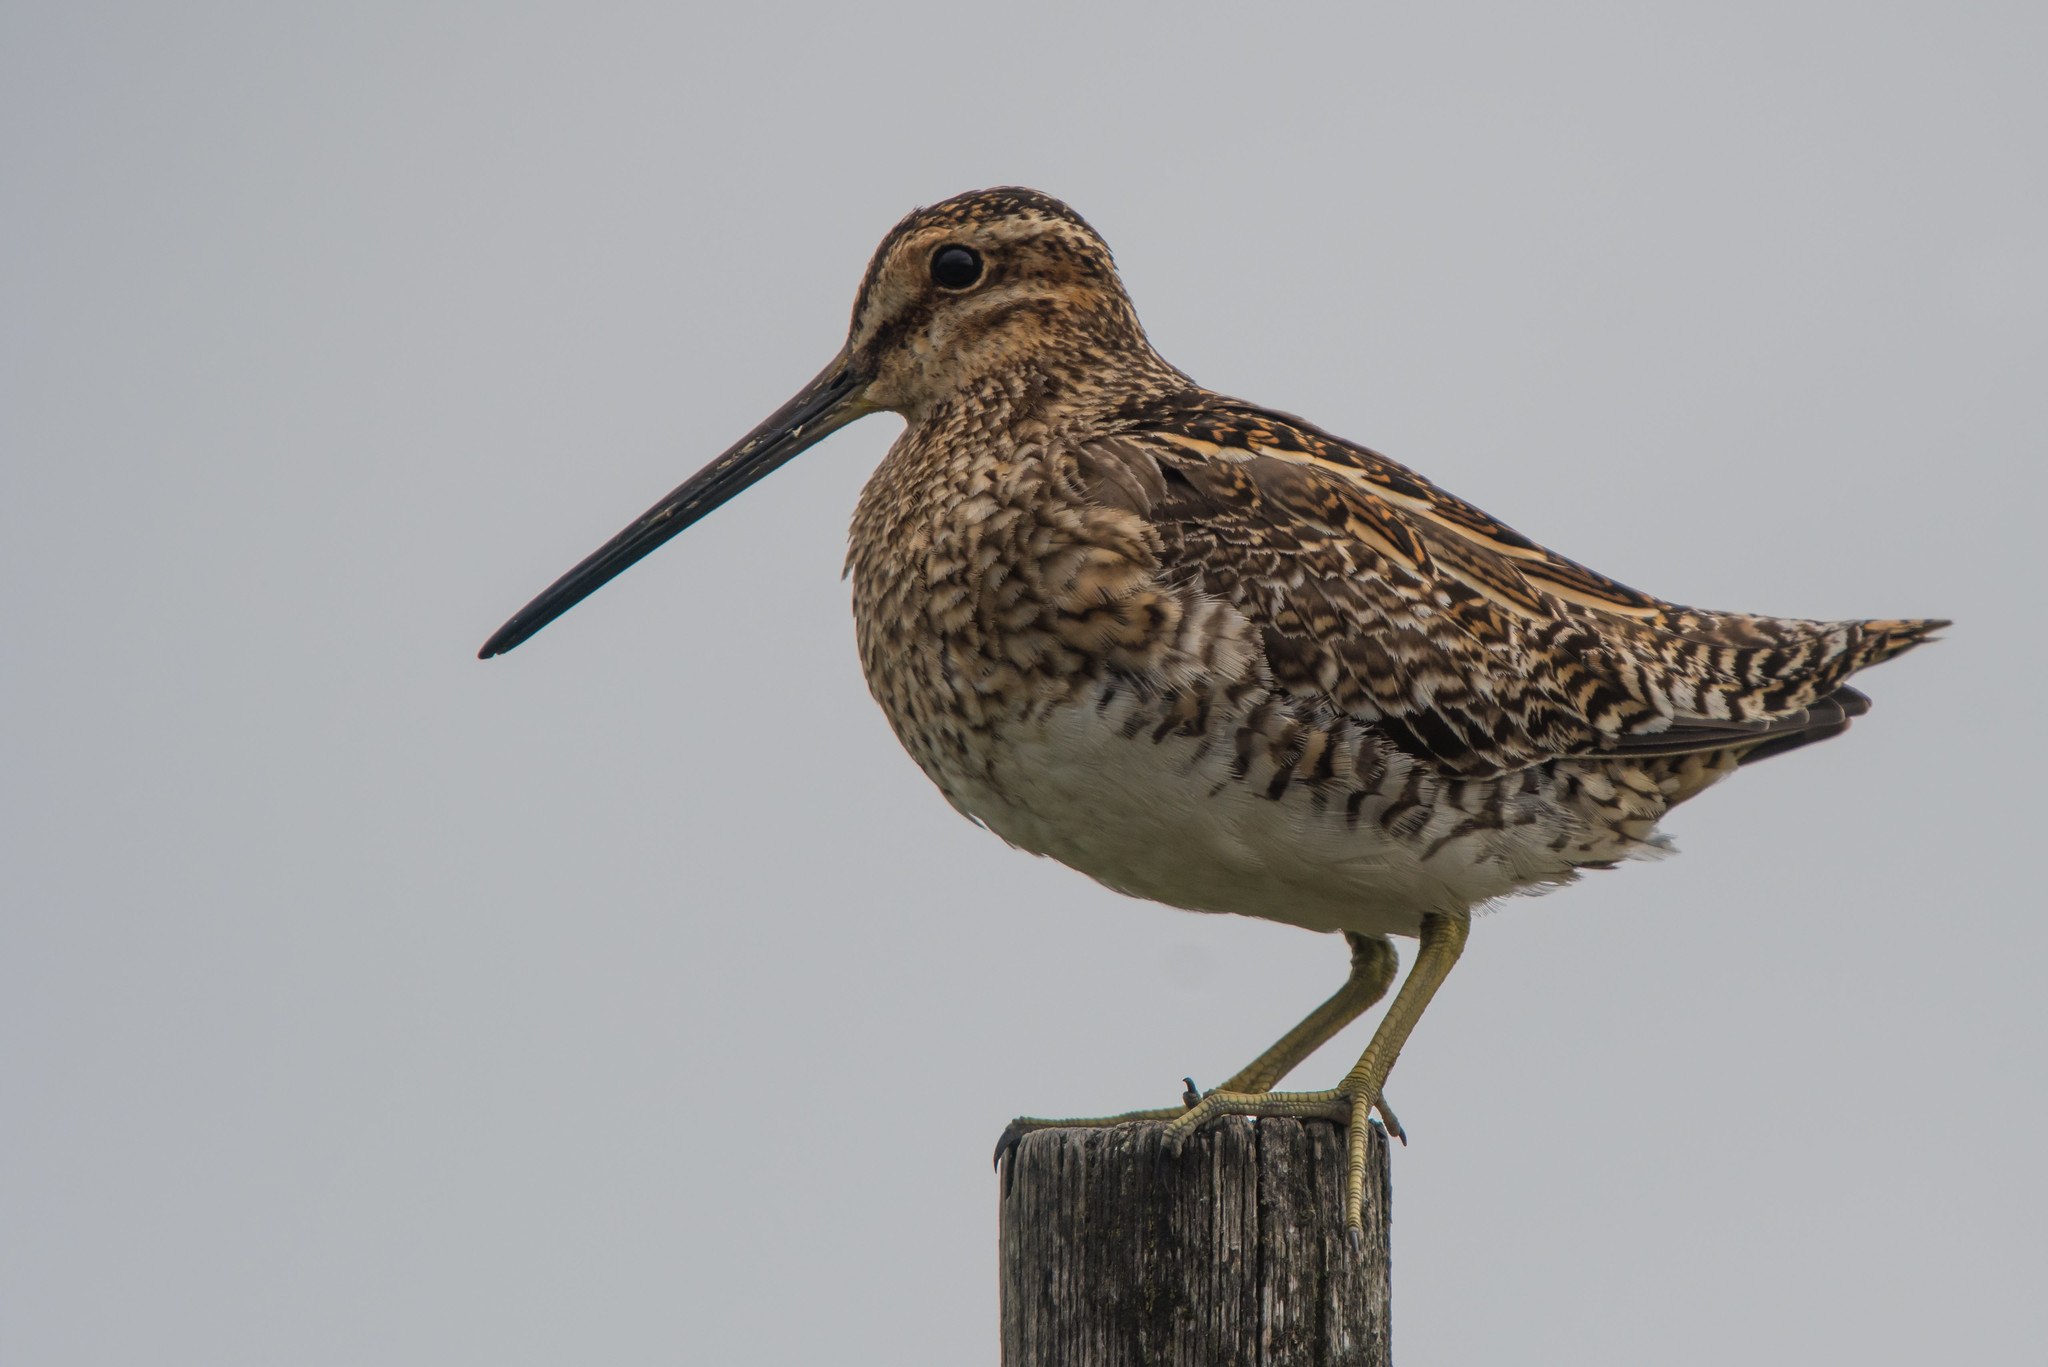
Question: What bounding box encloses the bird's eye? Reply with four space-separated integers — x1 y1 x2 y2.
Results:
930 244 984 290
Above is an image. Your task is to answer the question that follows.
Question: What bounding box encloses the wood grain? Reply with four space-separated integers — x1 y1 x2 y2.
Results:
998 1118 1390 1366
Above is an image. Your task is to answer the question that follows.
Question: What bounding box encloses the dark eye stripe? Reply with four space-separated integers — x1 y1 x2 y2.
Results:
930 244 983 289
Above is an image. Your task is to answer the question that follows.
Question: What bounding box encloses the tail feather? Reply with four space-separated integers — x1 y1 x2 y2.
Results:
1601 612 1946 771
1733 687 1866 766
1849 617 1951 670
1728 617 1946 767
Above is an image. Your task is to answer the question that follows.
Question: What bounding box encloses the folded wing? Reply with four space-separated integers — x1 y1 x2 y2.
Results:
1080 395 1944 777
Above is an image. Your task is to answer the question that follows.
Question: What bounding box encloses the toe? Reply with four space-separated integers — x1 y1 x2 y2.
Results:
1373 1095 1406 1145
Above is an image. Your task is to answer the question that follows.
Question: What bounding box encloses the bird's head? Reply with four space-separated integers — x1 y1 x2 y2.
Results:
843 187 1153 421
479 187 1159 659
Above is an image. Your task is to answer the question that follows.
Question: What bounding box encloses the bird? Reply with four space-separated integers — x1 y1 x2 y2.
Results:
479 186 1945 1240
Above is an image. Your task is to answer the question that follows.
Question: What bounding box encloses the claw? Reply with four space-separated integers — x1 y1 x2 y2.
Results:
1181 1076 1201 1108
1375 1096 1407 1145
993 1120 1030 1171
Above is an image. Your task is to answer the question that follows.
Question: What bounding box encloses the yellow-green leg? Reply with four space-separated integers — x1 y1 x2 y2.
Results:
1165 911 1470 1240
1222 933 1400 1094
994 933 1400 1163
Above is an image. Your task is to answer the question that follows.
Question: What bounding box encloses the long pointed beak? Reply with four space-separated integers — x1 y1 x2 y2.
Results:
479 357 870 659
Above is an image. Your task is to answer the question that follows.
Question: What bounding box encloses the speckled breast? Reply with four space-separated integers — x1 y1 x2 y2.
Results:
843 429 1630 937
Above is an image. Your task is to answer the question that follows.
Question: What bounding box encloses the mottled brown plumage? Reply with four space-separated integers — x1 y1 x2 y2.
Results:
481 186 1946 1241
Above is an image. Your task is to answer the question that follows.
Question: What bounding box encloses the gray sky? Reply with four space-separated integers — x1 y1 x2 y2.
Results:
5 4 2043 1364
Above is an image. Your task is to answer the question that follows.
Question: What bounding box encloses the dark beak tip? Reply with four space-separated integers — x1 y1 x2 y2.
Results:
477 625 523 660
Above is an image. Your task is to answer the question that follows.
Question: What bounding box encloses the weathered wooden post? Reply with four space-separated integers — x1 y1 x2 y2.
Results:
998 1117 1392 1366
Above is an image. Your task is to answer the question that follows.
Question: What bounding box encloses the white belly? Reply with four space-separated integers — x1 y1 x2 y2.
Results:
932 689 1589 939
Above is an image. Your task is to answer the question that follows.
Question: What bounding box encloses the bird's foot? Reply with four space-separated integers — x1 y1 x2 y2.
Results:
1164 1083 1396 1241
994 1076 1226 1169
992 1102 1189 1171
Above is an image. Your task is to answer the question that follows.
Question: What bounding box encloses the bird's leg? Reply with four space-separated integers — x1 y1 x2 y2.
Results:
1216 933 1399 1092
1165 912 1470 1239
993 933 1400 1165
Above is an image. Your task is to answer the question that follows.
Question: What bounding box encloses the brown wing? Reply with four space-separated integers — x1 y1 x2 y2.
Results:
1080 394 1944 776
